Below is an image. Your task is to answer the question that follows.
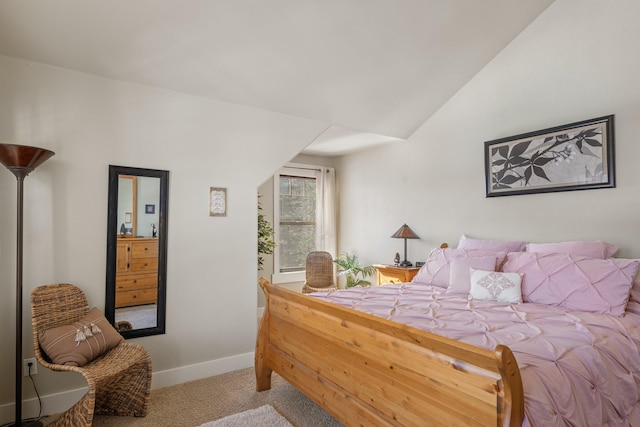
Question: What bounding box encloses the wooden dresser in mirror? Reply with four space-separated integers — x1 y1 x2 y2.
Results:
116 237 158 308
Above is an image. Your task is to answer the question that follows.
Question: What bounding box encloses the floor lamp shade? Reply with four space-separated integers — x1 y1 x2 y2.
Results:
0 143 54 427
391 223 420 267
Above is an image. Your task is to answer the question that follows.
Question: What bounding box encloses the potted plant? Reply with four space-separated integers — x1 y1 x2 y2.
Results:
333 253 376 288
258 197 276 270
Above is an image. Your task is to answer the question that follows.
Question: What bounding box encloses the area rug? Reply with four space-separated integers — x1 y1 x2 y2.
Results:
197 404 293 427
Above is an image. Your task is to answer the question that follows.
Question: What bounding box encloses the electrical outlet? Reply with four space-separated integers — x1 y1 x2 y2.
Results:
23 358 37 376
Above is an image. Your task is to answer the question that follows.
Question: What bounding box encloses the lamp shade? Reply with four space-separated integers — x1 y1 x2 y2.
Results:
0 143 55 178
391 223 420 240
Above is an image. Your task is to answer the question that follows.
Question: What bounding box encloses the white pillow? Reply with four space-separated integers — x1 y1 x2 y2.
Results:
469 269 523 304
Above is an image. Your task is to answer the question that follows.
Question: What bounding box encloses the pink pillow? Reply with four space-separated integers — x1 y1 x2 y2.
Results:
526 241 618 259
502 252 639 316
446 256 497 294
625 280 640 316
457 234 527 253
412 248 506 288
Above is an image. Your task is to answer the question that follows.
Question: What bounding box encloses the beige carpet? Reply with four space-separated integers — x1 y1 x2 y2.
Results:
42 368 343 427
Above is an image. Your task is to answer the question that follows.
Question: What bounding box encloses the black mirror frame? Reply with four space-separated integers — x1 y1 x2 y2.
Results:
105 165 169 339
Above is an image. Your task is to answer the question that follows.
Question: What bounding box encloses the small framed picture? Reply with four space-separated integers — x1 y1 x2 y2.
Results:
145 204 155 214
124 212 132 224
209 187 227 217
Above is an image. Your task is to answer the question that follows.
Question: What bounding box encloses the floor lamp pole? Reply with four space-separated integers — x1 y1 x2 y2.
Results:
14 172 26 427
0 143 54 427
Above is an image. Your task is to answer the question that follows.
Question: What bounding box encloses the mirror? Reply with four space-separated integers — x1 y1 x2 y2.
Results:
105 165 169 338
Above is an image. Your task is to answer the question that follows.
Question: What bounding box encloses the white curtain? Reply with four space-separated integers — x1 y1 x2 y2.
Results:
317 166 336 258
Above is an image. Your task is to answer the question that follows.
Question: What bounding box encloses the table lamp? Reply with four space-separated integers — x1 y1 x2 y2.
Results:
391 223 420 267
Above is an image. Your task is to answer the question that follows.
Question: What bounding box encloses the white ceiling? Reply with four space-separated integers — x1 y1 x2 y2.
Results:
0 0 553 155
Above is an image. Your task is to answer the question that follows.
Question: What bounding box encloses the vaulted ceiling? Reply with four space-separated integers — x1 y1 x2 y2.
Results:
0 0 553 154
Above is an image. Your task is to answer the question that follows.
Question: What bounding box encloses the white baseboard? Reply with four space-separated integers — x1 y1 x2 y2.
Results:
0 352 255 425
151 351 254 389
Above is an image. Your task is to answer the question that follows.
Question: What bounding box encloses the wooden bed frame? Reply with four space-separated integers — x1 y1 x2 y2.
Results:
256 278 524 427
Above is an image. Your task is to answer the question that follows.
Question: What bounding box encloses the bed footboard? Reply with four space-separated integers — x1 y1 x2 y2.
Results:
256 278 524 427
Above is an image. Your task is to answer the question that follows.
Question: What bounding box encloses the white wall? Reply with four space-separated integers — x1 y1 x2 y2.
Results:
337 1 640 269
136 176 160 237
0 55 327 418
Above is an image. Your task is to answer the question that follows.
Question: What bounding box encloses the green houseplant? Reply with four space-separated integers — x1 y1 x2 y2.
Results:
333 253 376 288
258 198 276 270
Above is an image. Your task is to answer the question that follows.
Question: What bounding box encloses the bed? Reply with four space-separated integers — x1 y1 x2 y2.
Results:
256 238 640 426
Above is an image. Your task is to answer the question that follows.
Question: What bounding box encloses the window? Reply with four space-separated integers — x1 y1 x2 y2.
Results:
272 164 335 283
278 173 317 272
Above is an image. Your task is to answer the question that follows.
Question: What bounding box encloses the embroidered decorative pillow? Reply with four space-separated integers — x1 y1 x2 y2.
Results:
446 256 497 294
412 248 507 288
525 240 618 259
38 307 123 367
457 234 527 253
469 269 523 303
502 252 639 316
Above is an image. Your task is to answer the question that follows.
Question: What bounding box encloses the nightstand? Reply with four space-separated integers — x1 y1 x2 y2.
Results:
373 264 421 285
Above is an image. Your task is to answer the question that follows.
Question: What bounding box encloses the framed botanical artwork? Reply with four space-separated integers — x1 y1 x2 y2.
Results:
485 115 615 197
209 187 227 217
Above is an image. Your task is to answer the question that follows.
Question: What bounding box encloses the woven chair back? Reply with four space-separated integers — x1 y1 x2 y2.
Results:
305 251 335 289
31 283 90 333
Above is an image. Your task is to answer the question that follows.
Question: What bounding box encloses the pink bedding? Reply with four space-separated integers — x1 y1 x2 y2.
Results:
310 282 640 426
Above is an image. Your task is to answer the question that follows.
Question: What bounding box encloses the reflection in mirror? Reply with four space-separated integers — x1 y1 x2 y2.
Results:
106 165 169 339
118 175 136 236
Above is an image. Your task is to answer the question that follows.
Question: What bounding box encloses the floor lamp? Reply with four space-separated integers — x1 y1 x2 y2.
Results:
0 144 55 427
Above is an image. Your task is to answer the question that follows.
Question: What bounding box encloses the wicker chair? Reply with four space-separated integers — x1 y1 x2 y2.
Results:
302 251 337 293
31 284 152 426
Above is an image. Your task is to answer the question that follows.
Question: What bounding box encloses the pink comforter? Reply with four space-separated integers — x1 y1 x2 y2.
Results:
311 282 640 427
